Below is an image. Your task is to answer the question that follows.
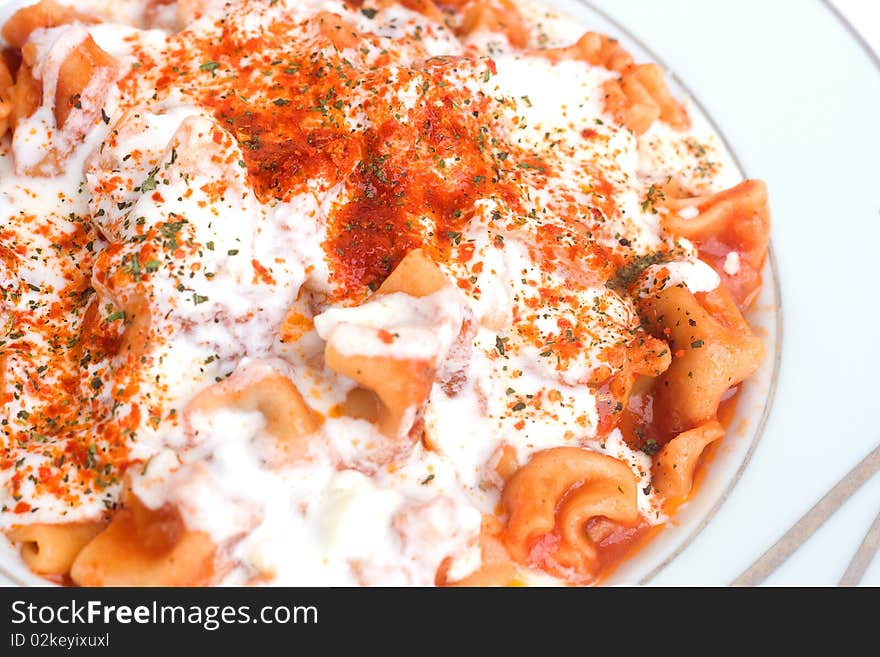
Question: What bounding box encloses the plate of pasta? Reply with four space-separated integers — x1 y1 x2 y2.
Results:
0 0 785 586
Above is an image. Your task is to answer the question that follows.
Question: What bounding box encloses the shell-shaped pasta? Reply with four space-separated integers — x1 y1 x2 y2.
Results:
185 360 320 465
662 181 768 242
70 490 217 586
605 63 691 136
627 63 689 130
5 522 105 576
8 28 117 176
661 180 771 309
652 419 725 499
639 283 764 435
375 247 449 297
535 31 687 135
502 447 640 581
1 0 90 49
325 345 436 438
457 0 528 48
614 73 661 136
321 249 453 439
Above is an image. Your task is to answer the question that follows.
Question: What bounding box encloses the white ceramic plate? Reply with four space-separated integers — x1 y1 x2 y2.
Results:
2 0 878 587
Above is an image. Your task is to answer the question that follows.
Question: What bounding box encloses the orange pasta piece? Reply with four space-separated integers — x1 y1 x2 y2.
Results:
610 75 660 138
607 64 689 135
7 34 117 175
70 490 217 586
375 247 449 297
593 332 671 436
77 290 151 368
53 34 116 129
5 522 106 576
661 179 771 309
639 283 764 436
336 385 381 423
115 294 151 360
629 63 689 130
1 0 91 49
325 345 437 438
652 419 725 499
323 249 452 439
6 47 41 129
457 0 528 48
536 31 687 135
185 362 320 465
502 447 640 582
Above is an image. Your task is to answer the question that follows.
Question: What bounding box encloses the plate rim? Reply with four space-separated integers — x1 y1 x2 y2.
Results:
821 0 880 71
